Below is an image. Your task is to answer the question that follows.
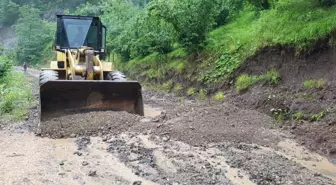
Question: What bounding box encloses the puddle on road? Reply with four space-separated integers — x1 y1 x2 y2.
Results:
144 106 163 118
277 139 336 182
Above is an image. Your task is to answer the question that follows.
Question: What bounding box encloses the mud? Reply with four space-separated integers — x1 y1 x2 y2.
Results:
1 63 336 184
229 46 336 163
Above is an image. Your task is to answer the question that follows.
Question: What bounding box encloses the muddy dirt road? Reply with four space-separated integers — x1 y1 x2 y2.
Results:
0 68 336 185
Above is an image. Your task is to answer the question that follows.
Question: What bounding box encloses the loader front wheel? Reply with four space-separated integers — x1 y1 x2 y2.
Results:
105 71 126 82
39 70 59 86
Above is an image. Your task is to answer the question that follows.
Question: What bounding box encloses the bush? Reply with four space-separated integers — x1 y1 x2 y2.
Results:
0 56 12 78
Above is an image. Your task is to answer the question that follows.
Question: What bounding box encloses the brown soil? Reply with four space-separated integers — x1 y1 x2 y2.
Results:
229 46 336 162
290 122 336 161
40 100 281 148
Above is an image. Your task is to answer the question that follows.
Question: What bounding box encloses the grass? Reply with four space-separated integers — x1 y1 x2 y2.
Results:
236 74 260 93
117 0 336 95
203 0 336 83
213 92 225 102
196 89 207 100
236 68 280 93
292 112 305 121
311 110 327 121
187 88 197 96
303 79 326 89
173 83 184 95
0 71 34 120
162 80 174 93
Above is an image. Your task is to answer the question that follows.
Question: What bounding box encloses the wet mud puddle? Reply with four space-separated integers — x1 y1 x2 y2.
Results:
277 139 336 182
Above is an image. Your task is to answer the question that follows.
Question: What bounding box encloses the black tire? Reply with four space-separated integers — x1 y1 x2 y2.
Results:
39 70 59 86
105 71 127 82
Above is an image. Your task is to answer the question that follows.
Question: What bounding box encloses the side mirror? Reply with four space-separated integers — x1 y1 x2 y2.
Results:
52 44 56 51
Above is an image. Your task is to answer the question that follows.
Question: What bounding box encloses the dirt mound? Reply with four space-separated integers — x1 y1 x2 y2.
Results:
39 111 142 138
40 101 281 148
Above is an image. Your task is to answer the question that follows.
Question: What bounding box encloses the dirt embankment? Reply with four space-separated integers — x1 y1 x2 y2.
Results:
229 46 336 160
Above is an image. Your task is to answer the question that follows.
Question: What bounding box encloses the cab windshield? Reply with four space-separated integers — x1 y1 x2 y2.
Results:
63 18 92 48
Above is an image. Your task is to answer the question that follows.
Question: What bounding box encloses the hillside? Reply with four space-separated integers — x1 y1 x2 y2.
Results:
117 0 336 92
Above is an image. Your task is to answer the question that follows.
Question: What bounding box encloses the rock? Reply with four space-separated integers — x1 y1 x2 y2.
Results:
133 181 142 185
58 172 66 176
102 136 110 142
82 161 89 166
59 161 65 166
70 133 77 138
187 153 194 157
163 136 170 142
25 116 29 121
160 112 167 119
88 170 97 177
152 118 160 122
140 118 151 123
313 172 321 177
74 151 83 156
23 178 30 182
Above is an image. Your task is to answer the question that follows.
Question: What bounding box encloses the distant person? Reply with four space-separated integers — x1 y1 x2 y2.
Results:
23 61 28 74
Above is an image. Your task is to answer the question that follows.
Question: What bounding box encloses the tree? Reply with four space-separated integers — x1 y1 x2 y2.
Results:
14 5 55 65
149 0 222 51
0 0 20 26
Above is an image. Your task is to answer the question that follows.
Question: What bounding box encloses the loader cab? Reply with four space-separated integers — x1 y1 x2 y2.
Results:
55 15 106 53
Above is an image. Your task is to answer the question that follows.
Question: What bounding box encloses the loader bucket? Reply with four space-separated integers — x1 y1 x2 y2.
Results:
39 80 144 122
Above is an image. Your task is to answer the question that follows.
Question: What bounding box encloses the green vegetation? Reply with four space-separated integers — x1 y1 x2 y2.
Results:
187 88 197 96
271 108 289 121
292 112 305 121
236 74 260 93
303 79 326 89
197 89 207 100
213 92 225 102
0 0 335 120
235 68 280 93
162 80 174 93
311 110 327 121
0 70 34 120
173 84 184 95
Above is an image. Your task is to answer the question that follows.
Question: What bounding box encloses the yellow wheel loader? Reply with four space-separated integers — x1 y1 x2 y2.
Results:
39 15 144 121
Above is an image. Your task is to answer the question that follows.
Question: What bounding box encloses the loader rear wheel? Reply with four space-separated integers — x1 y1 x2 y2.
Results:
105 71 127 82
39 70 59 86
